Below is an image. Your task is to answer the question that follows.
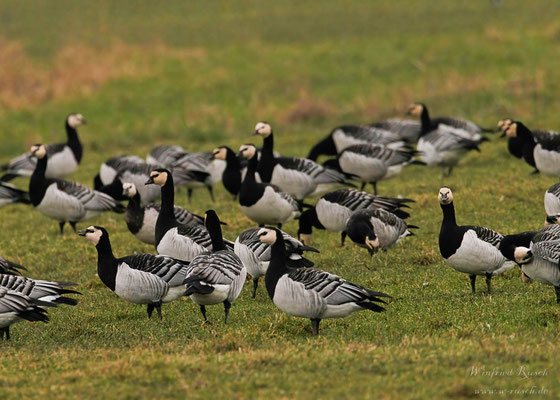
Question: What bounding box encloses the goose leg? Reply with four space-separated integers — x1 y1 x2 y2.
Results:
555 286 560 303
340 231 347 246
187 189 193 202
252 278 259 299
485 272 492 294
207 186 215 202
0 327 7 340
69 222 77 232
155 302 163 320
199 305 207 322
447 167 454 176
469 274 476 294
372 182 378 195
223 300 231 324
311 319 320 336
147 304 154 318
59 222 66 235
360 182 366 191
277 223 282 229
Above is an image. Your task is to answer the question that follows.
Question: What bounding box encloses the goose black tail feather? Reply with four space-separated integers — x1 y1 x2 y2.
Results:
357 301 386 313
286 257 314 269
406 224 419 229
392 209 410 220
53 297 79 306
185 280 214 296
19 307 49 323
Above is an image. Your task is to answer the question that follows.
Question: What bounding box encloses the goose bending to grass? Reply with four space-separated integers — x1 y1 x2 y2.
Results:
1 114 85 182
29 145 124 234
258 227 390 335
184 210 246 323
0 182 30 208
79 226 192 318
234 227 318 298
297 189 413 246
437 187 515 294
0 274 79 306
346 208 416 256
0 287 49 340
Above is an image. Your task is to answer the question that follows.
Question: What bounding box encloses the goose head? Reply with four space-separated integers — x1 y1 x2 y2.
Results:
505 122 518 138
254 122 272 137
364 234 380 256
122 182 137 198
406 103 425 117
67 113 86 128
438 186 454 205
513 247 532 265
30 144 47 159
238 144 257 160
78 226 106 246
212 147 228 161
257 227 278 245
545 214 560 226
145 169 170 186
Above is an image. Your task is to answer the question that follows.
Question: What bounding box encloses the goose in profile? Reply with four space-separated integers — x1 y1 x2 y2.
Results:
0 287 49 340
211 146 242 198
29 145 124 234
497 119 524 159
79 226 192 318
346 208 416 255
298 189 413 246
258 227 390 335
0 256 26 275
437 187 515 294
0 182 30 208
254 122 350 200
145 169 233 261
122 182 204 245
184 210 246 323
1 113 85 182
234 227 318 298
238 144 301 228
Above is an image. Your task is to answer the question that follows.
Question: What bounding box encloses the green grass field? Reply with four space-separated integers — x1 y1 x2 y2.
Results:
1 1 560 398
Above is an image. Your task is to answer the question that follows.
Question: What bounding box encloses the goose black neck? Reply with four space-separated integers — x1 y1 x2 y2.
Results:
65 121 83 162
419 107 432 136
258 134 275 182
29 156 49 206
440 202 457 226
127 193 142 211
243 155 258 185
205 214 227 251
515 122 535 143
265 232 289 299
160 176 176 219
307 135 336 161
225 148 241 170
298 208 324 235
222 149 242 195
95 235 118 291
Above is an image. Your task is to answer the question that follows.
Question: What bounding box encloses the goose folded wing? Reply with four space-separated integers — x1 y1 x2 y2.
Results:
433 117 483 135
465 226 503 247
532 225 560 243
427 127 480 151
547 183 560 197
175 225 213 248
532 130 560 151
186 252 243 285
120 254 191 286
531 239 560 265
55 180 120 211
341 125 402 144
0 287 33 313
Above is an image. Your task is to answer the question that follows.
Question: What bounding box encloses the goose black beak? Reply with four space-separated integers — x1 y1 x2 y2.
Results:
82 120 87 125
253 130 259 136
77 230 87 237
144 177 154 185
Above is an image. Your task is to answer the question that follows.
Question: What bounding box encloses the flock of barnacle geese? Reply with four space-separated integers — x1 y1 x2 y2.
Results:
2 103 560 339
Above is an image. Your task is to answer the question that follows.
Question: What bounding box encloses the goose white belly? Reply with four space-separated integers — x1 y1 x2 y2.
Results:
522 258 560 286
0 312 20 328
417 139 465 167
45 147 78 178
190 284 230 305
338 152 387 182
114 263 168 304
316 200 350 232
384 164 404 180
445 230 506 275
322 302 364 319
209 159 226 185
271 166 316 200
534 145 560 177
240 187 296 224
134 208 159 244
36 183 84 221
99 163 118 185
272 276 326 319
161 285 188 303
156 228 206 262
234 240 268 279
544 191 560 216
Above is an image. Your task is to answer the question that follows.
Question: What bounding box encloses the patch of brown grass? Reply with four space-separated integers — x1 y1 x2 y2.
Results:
280 88 338 123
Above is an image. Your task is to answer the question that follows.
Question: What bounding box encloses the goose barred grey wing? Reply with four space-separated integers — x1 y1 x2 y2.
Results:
55 180 122 212
0 287 49 324
176 225 213 249
369 119 421 142
423 127 480 151
342 144 417 166
120 254 191 286
323 189 413 213
277 157 348 184
0 274 79 305
547 183 560 197
147 145 189 167
465 226 503 247
186 251 244 285
0 257 26 275
433 117 485 135
532 224 560 243
531 239 560 265
0 182 30 206
104 155 146 172
335 125 402 144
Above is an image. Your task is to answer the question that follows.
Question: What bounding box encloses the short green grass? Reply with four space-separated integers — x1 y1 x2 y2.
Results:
1 1 560 399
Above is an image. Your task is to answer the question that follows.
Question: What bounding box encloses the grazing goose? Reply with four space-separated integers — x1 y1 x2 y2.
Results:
408 103 484 175
1 113 85 182
29 145 124 234
437 187 515 294
145 169 233 261
369 119 422 144
238 144 301 228
0 287 49 340
211 146 242 198
184 210 246 323
545 183 560 217
505 122 560 176
0 256 26 275
327 144 422 194
254 122 350 200
0 182 30 208
258 227 390 335
122 182 204 245
79 226 191 318
93 155 144 187
234 227 318 298
298 189 413 246
0 274 79 306
346 208 416 256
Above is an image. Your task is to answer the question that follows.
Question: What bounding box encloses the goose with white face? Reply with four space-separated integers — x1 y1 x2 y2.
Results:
513 247 532 265
254 122 272 137
438 187 453 205
505 123 518 138
407 103 424 117
78 226 104 245
122 182 137 198
257 228 277 245
212 147 228 161
146 170 169 186
67 113 86 129
30 144 47 159
239 144 257 160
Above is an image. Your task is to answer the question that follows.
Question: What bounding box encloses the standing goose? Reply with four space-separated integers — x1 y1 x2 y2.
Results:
93 155 144 188
346 208 416 256
79 226 192 318
211 146 242 198
545 183 560 217
437 187 515 294
122 182 204 245
184 210 246 323
254 122 350 200
1 114 85 182
0 182 30 208
0 274 80 306
497 119 524 159
145 169 232 261
0 287 49 340
258 227 390 335
234 227 318 298
0 256 26 275
298 189 413 246
238 144 301 228
29 145 124 234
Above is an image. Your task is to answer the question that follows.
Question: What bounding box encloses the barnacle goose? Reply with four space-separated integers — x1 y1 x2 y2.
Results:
545 183 560 217
326 144 422 194
254 122 351 200
122 182 204 245
145 169 233 261
408 103 486 175
298 189 413 246
438 187 515 294
1 113 85 182
346 208 416 256
0 287 49 340
238 144 301 228
0 274 79 306
79 226 191 318
258 227 390 335
0 256 26 275
29 145 124 234
0 182 30 208
505 122 560 176
95 156 160 205
234 227 318 298
211 146 242 198
184 210 246 323
496 119 524 159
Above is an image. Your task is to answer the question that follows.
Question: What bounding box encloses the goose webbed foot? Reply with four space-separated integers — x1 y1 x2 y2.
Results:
340 231 347 247
485 272 492 294
252 278 259 299
555 286 560 304
311 318 320 336
223 300 231 324
469 274 476 294
0 327 9 340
